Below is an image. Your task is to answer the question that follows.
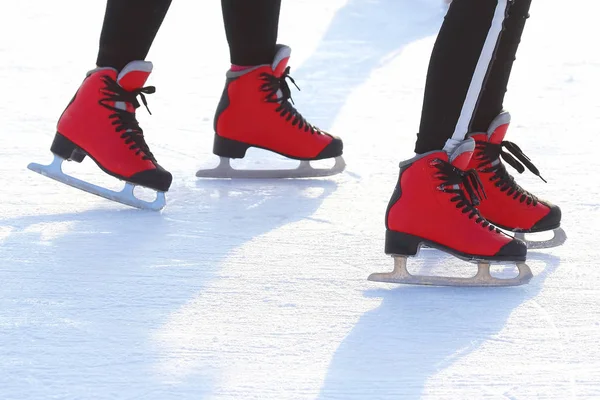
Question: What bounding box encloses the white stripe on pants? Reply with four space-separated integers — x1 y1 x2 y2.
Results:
443 0 510 153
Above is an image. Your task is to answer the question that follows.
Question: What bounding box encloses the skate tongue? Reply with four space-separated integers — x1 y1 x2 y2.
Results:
448 138 475 170
271 44 291 77
117 61 153 91
486 111 511 144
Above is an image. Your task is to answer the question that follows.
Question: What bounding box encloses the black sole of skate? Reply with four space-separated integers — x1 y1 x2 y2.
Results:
50 132 170 192
384 230 526 263
51 131 87 163
212 134 343 161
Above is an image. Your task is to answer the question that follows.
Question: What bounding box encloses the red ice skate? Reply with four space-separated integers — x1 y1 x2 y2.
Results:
28 61 171 210
196 45 345 179
467 111 566 249
369 138 531 287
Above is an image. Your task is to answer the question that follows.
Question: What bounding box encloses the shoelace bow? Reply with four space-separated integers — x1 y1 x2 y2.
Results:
99 76 156 161
433 159 500 232
475 139 547 206
260 66 321 134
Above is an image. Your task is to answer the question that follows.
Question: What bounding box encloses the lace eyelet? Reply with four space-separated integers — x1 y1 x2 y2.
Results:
429 158 442 168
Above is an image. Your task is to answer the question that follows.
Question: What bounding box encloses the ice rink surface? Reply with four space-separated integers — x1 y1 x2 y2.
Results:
1 0 598 398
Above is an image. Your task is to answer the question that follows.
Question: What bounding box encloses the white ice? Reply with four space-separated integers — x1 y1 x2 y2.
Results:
1 0 599 399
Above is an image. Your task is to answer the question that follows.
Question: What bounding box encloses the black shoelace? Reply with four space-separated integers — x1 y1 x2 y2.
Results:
98 75 156 161
260 66 321 134
474 139 546 206
433 159 499 232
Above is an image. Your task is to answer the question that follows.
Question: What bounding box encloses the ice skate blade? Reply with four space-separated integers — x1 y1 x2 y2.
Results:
514 227 567 250
195 156 346 179
27 155 166 211
368 256 533 287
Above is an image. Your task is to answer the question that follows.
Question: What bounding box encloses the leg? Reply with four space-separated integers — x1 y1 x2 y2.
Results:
97 0 173 70
471 0 532 131
375 0 529 286
414 0 511 154
28 0 173 210
221 0 281 66
463 0 565 248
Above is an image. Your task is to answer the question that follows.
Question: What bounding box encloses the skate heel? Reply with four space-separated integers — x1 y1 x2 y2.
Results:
51 132 86 163
384 230 422 256
213 134 251 159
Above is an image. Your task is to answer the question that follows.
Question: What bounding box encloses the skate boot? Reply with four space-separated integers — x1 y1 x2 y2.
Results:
467 111 566 249
196 44 345 179
28 61 171 210
369 138 531 287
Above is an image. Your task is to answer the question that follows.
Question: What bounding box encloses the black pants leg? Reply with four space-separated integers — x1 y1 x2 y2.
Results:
221 0 282 66
96 0 173 71
471 0 532 131
414 0 530 154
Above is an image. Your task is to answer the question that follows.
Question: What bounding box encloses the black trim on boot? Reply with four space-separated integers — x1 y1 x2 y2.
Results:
495 239 527 259
213 134 251 159
384 165 412 230
385 230 527 262
213 77 236 133
315 135 343 159
51 132 87 163
384 231 421 256
530 203 562 232
130 165 173 192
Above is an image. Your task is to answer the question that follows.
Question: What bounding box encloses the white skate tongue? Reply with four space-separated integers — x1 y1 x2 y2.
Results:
448 138 475 170
271 44 291 75
486 111 512 144
269 45 292 102
117 61 153 91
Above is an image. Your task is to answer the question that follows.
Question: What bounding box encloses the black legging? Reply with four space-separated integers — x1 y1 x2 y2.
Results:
221 0 281 66
96 0 281 71
414 0 532 154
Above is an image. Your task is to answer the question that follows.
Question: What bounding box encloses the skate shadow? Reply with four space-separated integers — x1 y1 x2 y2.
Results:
318 252 561 399
292 0 446 131
0 178 337 398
